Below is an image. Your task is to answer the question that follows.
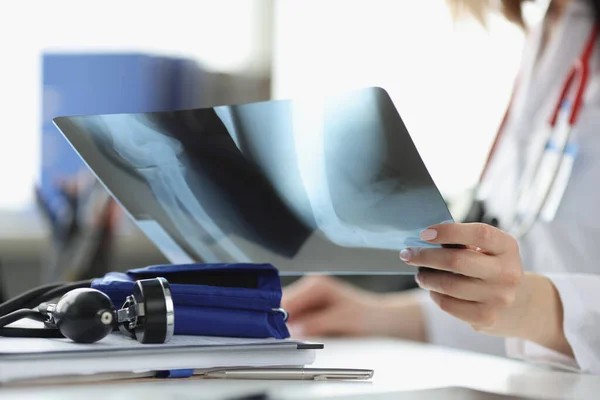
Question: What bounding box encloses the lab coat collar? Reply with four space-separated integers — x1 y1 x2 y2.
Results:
510 0 595 132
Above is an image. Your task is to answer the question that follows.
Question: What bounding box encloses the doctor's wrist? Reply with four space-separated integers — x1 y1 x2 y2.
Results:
513 273 574 357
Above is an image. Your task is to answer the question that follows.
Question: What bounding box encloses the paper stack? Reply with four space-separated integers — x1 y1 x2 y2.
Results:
0 333 321 384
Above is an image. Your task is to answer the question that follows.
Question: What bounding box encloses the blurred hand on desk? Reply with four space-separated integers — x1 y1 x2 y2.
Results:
282 275 427 342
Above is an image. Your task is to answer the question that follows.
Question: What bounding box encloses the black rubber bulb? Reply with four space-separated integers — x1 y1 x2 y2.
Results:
53 288 116 343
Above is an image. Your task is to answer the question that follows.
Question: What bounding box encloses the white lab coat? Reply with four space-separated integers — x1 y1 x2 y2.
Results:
421 0 600 374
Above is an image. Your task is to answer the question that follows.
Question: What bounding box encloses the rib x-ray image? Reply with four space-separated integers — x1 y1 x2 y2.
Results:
54 87 453 274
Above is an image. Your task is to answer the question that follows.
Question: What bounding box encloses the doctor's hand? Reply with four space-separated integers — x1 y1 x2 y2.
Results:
400 223 528 336
400 223 561 342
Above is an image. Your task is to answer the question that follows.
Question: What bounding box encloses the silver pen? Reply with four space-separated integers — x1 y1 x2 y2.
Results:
201 367 374 381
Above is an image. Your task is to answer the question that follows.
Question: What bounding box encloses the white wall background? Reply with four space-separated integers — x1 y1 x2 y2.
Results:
0 0 547 213
271 0 545 201
0 0 272 211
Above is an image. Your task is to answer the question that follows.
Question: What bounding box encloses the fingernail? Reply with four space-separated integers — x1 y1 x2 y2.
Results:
288 323 305 338
420 229 438 241
400 248 413 262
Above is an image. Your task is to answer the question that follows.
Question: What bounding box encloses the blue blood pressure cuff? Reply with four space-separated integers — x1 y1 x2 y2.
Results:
91 263 290 339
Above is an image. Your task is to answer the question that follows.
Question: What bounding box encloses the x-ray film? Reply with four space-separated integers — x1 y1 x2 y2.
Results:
54 87 453 274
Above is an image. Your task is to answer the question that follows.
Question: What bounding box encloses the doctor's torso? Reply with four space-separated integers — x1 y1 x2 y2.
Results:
481 0 600 276
423 0 600 356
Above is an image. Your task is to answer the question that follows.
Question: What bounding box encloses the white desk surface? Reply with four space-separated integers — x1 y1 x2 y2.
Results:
0 338 598 400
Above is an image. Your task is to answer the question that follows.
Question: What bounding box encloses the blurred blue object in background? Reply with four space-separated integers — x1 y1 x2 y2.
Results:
38 52 205 282
40 53 204 221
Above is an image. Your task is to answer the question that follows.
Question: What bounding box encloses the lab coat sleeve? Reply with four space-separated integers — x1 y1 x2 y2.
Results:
506 274 600 374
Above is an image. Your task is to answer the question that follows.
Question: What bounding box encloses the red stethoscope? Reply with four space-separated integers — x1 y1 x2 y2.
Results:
478 23 599 238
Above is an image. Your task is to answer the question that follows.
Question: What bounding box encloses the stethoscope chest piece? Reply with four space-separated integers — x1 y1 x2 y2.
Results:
117 277 175 344
44 288 116 344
